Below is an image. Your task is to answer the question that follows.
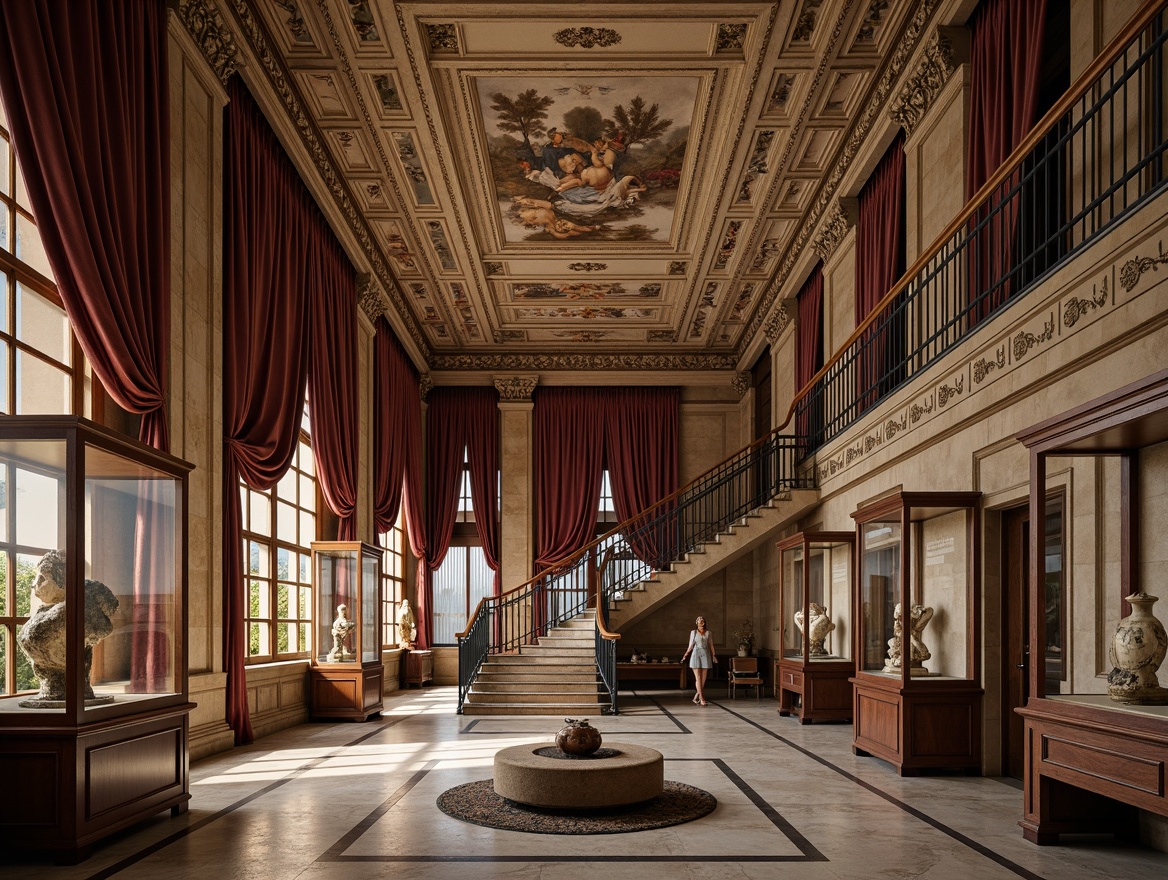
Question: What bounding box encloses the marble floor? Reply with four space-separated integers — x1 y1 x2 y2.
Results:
6 687 1167 880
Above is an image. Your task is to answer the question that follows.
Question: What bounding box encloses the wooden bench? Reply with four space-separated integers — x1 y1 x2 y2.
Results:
616 662 688 689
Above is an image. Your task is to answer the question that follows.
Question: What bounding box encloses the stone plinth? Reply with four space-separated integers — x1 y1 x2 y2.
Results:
493 742 664 808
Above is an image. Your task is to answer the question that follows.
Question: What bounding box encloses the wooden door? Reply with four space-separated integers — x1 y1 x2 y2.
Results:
1002 506 1029 780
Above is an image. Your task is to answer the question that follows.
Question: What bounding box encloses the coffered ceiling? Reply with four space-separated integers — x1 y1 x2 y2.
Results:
212 0 942 375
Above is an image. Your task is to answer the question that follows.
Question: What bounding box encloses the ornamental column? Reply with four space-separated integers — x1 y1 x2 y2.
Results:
494 375 538 591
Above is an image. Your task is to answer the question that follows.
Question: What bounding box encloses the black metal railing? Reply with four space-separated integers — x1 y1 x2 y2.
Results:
456 430 813 712
791 2 1168 452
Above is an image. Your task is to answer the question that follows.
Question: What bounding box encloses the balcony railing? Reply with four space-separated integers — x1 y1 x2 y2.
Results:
791 0 1168 452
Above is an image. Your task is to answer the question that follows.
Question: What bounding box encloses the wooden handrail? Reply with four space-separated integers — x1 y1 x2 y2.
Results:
776 0 1167 432
595 545 622 642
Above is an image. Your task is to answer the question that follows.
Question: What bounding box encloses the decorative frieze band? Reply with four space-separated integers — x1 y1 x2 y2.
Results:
554 27 621 49
494 376 539 402
177 0 242 84
889 27 965 137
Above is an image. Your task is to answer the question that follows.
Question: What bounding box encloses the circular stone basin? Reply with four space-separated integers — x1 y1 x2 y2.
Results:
493 742 664 809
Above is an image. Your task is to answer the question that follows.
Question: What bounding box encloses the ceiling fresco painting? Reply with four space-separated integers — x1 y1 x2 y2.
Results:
208 0 939 373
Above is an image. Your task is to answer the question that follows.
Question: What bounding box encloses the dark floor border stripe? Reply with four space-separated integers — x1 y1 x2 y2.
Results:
717 703 1048 880
81 713 410 880
320 757 815 863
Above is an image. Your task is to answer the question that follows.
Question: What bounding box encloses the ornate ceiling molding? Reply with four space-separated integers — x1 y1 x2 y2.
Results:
494 376 539 401
764 303 791 344
357 274 385 324
554 27 621 49
426 23 459 53
811 203 849 262
889 27 961 137
419 373 433 401
732 372 751 398
177 0 242 84
717 24 748 52
430 353 738 372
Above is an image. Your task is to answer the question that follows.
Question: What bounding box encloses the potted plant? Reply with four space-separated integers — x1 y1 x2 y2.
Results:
732 618 755 657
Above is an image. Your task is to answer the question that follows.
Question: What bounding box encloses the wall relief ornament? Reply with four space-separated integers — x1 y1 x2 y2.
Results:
356 275 385 324
717 23 748 52
493 376 539 401
553 27 621 49
936 376 963 407
909 396 933 423
972 346 1006 385
889 28 958 136
273 0 311 44
732 372 751 398
1119 241 1168 292
811 203 851 262
426 23 459 53
1012 317 1054 362
1064 278 1110 329
855 0 890 44
764 303 791 344
568 263 607 272
484 261 504 276
418 374 433 401
177 0 241 84
668 261 688 275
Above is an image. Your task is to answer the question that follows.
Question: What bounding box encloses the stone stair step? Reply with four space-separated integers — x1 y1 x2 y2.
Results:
461 703 609 716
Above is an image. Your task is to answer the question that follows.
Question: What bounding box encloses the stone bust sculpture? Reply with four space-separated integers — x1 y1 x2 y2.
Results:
397 599 417 649
328 603 357 662
882 602 934 675
794 602 836 656
16 549 120 706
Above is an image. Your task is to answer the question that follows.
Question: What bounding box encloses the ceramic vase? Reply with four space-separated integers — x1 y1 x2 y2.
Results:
556 718 602 755
1107 592 1168 704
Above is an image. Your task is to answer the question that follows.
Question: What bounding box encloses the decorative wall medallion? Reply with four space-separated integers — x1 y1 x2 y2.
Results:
1063 277 1110 328
347 1 379 41
792 0 825 42
568 262 607 272
889 29 957 136
668 261 688 275
553 27 621 49
764 303 791 343
356 274 385 323
372 74 403 112
690 282 719 338
855 0 890 44
177 0 241 84
768 73 796 113
1012 317 1054 362
273 0 311 44
812 203 850 261
937 376 964 407
418 374 433 401
494 376 539 401
426 23 459 53
714 221 743 270
972 345 1006 385
732 372 751 398
717 23 748 52
1119 241 1167 292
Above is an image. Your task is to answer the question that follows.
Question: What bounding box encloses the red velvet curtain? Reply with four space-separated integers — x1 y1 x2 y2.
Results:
534 388 607 570
795 265 823 441
373 319 417 535
223 78 316 743
0 0 171 449
605 387 679 568
400 380 429 647
308 233 358 540
966 0 1048 319
462 389 501 595
855 133 905 413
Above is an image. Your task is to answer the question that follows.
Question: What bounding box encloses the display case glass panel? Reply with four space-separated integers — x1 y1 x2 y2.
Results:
312 541 381 667
781 535 852 662
860 520 900 673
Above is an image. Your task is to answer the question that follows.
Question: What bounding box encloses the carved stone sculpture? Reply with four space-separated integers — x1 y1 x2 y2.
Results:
16 549 119 707
397 599 417 650
883 603 934 675
794 602 836 656
1107 592 1168 704
328 604 357 662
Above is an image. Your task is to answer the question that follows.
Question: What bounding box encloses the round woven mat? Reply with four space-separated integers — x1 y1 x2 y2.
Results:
436 779 716 834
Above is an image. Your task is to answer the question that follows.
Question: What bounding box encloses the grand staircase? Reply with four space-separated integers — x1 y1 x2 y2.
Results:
459 487 818 715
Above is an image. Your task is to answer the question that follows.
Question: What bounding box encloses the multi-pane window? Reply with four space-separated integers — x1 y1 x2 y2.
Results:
241 414 317 663
0 99 88 695
430 449 494 645
379 507 406 648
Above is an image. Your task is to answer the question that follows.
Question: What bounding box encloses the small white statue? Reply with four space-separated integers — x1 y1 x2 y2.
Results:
794 602 836 656
397 599 417 650
328 604 357 662
883 603 934 675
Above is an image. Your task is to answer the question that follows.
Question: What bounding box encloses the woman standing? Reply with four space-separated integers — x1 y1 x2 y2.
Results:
681 615 717 705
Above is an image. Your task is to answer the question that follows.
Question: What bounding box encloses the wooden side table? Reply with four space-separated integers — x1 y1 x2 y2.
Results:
404 649 433 688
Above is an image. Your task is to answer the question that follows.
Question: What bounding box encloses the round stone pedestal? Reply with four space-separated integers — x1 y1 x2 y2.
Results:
493 742 664 808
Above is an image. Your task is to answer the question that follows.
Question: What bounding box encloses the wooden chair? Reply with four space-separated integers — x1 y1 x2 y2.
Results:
728 656 764 700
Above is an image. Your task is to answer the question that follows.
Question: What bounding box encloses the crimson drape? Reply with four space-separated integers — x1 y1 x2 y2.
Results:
0 0 171 449
373 320 417 535
966 0 1048 319
795 266 823 441
463 390 502 595
400 382 429 647
855 133 905 413
534 388 608 570
605 388 679 568
223 78 317 743
309 233 359 540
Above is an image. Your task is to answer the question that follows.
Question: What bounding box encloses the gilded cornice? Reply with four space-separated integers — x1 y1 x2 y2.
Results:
764 303 791 344
889 28 959 137
493 376 539 401
430 353 739 371
177 0 241 83
357 274 385 324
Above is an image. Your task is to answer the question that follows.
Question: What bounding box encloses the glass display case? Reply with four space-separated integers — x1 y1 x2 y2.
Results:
776 532 854 723
309 541 383 721
850 491 983 775
1016 370 1168 844
0 416 193 861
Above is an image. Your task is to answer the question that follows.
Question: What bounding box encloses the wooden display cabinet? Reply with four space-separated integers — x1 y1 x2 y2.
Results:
850 491 984 775
776 532 855 723
310 542 384 721
1016 369 1168 844
404 649 434 687
0 417 194 862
